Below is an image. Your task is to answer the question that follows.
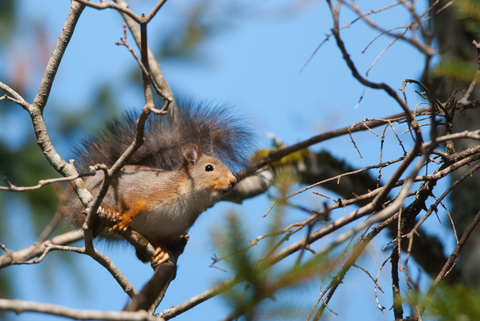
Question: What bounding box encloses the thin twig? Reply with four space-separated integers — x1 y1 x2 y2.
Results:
113 0 177 119
72 0 168 24
0 172 94 192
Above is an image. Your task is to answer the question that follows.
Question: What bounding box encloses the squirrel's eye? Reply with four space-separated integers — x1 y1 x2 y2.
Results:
205 164 214 172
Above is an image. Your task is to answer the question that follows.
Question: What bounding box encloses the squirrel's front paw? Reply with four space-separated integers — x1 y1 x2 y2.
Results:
152 245 171 265
98 204 120 222
109 217 132 234
98 205 132 233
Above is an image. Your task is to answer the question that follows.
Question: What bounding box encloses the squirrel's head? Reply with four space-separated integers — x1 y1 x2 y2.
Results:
181 144 237 199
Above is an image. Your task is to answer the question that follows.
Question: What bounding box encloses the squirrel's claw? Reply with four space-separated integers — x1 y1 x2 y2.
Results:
109 218 131 234
98 204 120 222
99 204 132 234
152 246 171 264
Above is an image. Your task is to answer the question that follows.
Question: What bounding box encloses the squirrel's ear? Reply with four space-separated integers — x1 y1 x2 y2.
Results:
182 144 201 168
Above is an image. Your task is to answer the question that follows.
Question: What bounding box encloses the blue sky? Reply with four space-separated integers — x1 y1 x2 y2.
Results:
0 0 451 320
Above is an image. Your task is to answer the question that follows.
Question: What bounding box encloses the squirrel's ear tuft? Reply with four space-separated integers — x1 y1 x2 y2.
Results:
182 144 201 167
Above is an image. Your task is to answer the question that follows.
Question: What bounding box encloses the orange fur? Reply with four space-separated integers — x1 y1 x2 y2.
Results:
110 197 151 233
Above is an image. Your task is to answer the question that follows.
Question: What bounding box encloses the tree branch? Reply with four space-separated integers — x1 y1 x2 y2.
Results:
113 0 177 120
33 1 85 112
419 209 480 317
0 298 163 321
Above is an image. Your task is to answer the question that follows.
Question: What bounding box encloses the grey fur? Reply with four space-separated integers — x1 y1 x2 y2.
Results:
73 99 254 174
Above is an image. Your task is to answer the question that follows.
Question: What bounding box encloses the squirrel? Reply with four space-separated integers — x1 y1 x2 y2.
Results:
65 99 254 264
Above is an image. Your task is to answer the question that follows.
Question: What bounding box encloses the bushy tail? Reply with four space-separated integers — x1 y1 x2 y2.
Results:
73 98 255 173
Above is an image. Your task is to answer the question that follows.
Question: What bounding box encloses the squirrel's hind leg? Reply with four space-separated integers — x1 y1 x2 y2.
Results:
101 202 172 264
135 242 171 264
152 245 171 264
133 244 171 264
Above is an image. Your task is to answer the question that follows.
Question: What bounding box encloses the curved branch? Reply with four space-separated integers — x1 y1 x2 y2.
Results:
159 276 241 319
0 298 162 321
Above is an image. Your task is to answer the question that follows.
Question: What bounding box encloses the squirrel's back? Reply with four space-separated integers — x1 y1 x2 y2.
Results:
73 99 254 174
